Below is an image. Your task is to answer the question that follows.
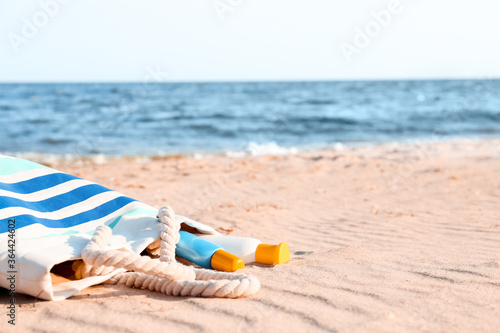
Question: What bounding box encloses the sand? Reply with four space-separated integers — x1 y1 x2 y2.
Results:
1 139 500 332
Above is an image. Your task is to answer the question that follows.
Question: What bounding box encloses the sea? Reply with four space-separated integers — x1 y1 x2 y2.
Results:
1 80 499 158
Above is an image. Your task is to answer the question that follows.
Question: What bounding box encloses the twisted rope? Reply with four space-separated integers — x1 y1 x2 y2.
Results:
78 206 260 298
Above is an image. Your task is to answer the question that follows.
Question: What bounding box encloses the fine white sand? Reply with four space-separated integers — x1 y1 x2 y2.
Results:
1 139 500 332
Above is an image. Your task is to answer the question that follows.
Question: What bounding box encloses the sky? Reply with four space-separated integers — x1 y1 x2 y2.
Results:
0 0 499 82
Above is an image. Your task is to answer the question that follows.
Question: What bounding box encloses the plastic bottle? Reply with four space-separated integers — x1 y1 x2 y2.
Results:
176 230 245 272
199 234 289 265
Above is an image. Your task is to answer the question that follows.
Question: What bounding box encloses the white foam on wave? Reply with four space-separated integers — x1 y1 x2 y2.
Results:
2 140 346 164
248 141 299 156
226 141 299 158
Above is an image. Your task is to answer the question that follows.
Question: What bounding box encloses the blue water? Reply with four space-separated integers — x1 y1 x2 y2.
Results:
1 80 499 156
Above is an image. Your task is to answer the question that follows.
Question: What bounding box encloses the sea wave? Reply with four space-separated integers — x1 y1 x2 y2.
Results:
226 142 299 158
2 80 500 156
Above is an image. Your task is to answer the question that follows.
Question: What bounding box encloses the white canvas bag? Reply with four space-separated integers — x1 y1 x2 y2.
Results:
0 155 220 301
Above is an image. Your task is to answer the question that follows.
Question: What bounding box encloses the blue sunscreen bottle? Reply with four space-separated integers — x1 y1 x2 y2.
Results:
176 231 245 272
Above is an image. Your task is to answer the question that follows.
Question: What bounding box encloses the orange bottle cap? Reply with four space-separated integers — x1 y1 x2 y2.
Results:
255 242 289 265
211 249 245 272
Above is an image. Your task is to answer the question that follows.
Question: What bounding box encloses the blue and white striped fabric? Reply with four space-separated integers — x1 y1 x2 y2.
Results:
0 155 216 301
0 155 158 239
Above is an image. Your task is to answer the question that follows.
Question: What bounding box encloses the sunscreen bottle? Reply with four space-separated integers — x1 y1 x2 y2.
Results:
199 234 289 265
176 230 245 272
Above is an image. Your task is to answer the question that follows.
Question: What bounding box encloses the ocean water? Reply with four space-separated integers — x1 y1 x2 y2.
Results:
1 80 499 157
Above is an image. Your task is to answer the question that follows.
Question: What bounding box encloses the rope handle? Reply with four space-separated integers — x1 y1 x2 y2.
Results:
78 206 260 298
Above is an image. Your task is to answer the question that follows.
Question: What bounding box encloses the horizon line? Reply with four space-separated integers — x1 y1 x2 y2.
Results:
0 77 498 85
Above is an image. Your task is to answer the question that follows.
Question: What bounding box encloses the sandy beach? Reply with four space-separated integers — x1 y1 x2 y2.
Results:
2 139 500 332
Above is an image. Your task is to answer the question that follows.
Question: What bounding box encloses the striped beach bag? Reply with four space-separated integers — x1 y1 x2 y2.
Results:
0 155 259 301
